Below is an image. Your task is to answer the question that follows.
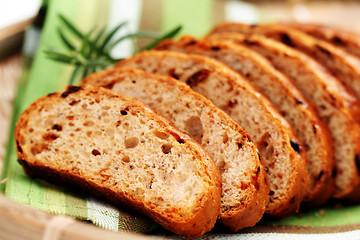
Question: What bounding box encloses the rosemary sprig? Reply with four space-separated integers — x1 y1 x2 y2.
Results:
45 14 182 85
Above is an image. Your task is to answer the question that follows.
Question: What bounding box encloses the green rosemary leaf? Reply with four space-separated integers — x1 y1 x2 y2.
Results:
139 25 182 51
80 28 96 57
46 15 182 86
57 28 76 50
44 49 74 64
99 21 128 52
82 67 91 79
69 65 82 85
58 14 84 39
109 31 160 50
90 27 107 56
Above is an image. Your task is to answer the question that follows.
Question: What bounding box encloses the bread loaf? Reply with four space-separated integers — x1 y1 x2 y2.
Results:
155 35 332 205
15 85 222 239
211 23 360 109
208 28 360 199
81 68 269 231
115 50 309 217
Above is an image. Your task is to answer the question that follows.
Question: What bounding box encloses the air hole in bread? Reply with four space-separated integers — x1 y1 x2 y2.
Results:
51 124 62 131
42 133 59 141
31 144 47 156
211 46 221 51
185 116 203 143
123 122 130 130
83 121 94 127
102 106 111 110
102 112 109 119
82 104 88 110
280 33 294 47
316 170 324 182
168 68 180 79
217 158 226 173
69 100 80 106
121 110 128 115
170 132 185 144
290 140 301 153
91 149 101 156
227 99 238 108
186 69 210 87
125 137 139 148
241 183 249 190
161 143 173 154
237 142 243 149
222 132 229 144
154 130 169 140
29 128 34 133
74 128 81 132
86 131 92 137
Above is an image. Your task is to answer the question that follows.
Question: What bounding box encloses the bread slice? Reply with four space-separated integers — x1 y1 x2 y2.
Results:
211 23 360 106
208 30 360 199
283 22 360 58
15 85 222 239
81 68 269 231
115 50 309 217
155 35 332 205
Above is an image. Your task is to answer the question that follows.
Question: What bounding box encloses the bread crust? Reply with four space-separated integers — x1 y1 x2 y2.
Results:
210 23 360 199
115 51 309 218
15 85 222 239
155 35 333 205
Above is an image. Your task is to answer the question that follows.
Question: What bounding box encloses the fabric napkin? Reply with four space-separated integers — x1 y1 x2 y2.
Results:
2 0 360 239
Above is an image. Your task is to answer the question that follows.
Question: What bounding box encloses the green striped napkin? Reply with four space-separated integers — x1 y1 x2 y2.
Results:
2 0 360 238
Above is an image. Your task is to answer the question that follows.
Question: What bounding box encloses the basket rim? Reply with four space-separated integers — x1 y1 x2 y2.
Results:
0 194 164 240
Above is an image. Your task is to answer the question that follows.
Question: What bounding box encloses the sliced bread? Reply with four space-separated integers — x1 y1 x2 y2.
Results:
211 23 360 106
81 68 269 231
155 36 332 205
283 22 360 58
208 31 360 199
115 50 309 217
15 85 222 239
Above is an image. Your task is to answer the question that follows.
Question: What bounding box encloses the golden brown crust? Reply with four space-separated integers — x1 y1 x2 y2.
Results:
156 35 332 205
15 85 221 239
115 50 309 218
82 68 269 231
210 24 360 199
